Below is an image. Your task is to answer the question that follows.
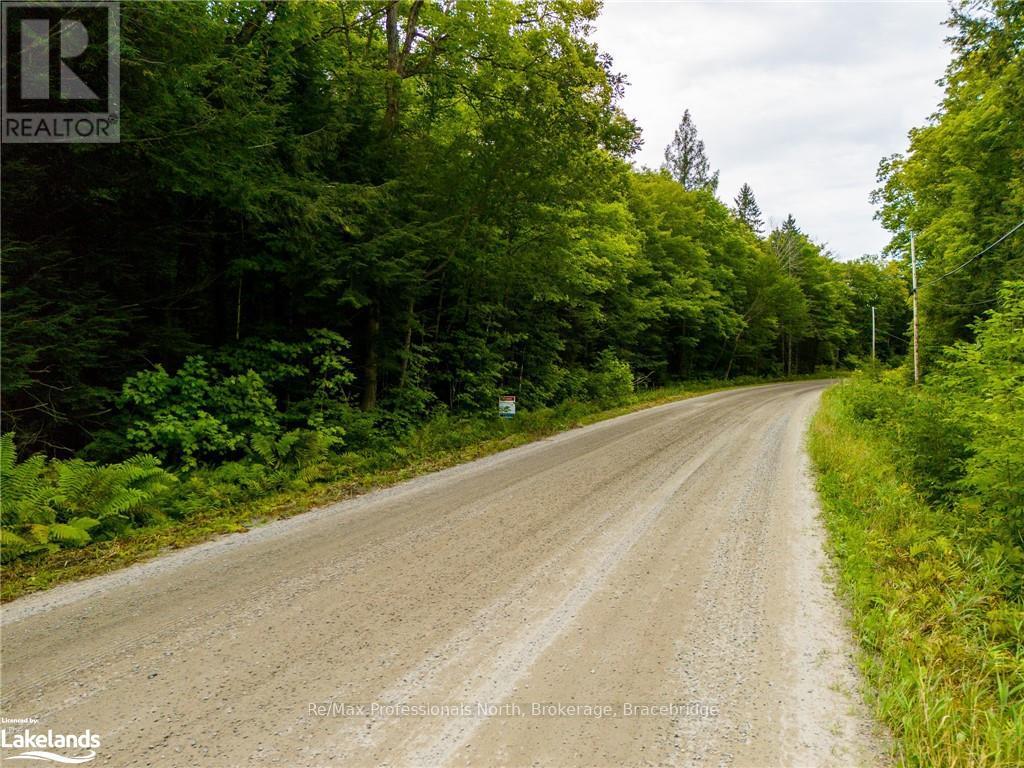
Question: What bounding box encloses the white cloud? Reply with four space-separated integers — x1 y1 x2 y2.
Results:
592 0 951 259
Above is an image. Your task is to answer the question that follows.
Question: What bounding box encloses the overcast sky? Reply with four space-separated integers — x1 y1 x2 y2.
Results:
591 0 951 260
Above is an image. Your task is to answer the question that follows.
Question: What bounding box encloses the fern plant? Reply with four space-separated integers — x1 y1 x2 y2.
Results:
1 433 177 560
249 429 336 491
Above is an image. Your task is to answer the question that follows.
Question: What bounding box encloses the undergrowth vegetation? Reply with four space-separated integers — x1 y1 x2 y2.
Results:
1 372 834 600
809 282 1024 768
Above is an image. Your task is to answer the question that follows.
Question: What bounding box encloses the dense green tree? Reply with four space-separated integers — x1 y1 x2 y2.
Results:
765 218 863 373
873 0 1023 356
841 256 910 363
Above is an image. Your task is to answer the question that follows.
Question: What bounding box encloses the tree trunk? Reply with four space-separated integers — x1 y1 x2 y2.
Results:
383 2 400 135
399 296 414 388
381 0 423 136
724 334 741 379
361 304 380 411
675 321 687 376
235 275 242 341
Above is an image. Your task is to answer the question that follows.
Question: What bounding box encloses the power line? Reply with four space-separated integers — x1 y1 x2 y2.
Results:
930 295 1002 310
913 218 1024 293
876 289 1004 348
879 329 909 342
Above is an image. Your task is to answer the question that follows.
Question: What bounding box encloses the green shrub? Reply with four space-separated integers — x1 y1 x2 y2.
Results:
558 351 635 405
378 384 439 438
120 356 280 468
215 329 354 400
106 330 357 469
588 351 635 403
884 387 969 506
937 281 1024 539
836 372 968 507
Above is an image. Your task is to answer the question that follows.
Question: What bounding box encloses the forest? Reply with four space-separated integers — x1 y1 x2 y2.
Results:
2 0 907 556
2 0 903 461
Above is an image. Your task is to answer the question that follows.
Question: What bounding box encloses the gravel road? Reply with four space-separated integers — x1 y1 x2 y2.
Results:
1 380 887 767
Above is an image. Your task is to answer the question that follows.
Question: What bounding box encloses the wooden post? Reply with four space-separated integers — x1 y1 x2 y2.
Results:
911 233 920 385
871 305 876 362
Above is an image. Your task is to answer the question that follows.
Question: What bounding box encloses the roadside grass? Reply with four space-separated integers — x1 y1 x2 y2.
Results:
809 382 1024 768
1 372 835 602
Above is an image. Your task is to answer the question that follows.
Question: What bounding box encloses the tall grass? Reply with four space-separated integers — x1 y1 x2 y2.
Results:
810 381 1024 768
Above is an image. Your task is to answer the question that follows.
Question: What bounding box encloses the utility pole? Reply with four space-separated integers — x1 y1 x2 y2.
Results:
911 233 920 385
871 305 876 362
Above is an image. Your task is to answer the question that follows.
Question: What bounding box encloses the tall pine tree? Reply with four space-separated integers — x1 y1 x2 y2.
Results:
662 110 719 192
732 183 764 234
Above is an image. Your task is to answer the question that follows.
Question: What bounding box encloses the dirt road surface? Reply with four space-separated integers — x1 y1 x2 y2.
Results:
1 381 887 767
